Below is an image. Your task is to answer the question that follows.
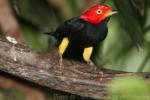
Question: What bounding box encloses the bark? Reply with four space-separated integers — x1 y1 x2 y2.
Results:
0 37 149 99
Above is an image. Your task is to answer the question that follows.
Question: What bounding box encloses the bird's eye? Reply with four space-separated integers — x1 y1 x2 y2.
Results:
96 10 103 14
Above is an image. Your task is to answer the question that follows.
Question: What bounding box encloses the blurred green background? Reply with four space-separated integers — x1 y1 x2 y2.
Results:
107 76 150 100
9 0 150 72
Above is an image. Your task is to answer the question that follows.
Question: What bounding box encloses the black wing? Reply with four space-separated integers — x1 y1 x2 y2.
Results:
55 17 86 40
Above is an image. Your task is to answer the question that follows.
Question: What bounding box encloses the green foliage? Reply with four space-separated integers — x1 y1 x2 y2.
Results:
99 0 150 72
113 0 143 46
11 0 58 30
10 0 58 51
107 76 150 100
21 23 49 51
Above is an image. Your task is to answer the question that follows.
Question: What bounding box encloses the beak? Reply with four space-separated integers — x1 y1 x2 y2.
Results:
106 10 118 17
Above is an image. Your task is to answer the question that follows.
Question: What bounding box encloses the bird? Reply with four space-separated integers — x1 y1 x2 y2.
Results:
47 4 117 67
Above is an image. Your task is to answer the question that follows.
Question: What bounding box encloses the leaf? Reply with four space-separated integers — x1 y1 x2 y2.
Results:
113 0 144 47
107 76 150 100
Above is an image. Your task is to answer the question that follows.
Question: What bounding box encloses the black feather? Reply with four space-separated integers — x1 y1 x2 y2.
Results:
48 17 110 61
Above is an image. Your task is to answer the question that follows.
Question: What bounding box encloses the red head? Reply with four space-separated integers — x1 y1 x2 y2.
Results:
80 5 117 24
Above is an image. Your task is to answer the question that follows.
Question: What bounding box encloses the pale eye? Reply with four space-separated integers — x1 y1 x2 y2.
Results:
96 10 103 14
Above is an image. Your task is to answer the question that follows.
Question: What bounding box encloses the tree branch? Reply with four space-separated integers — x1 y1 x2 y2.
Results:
0 36 150 99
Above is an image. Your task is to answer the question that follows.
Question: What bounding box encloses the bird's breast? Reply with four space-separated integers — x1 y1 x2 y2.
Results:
68 24 107 47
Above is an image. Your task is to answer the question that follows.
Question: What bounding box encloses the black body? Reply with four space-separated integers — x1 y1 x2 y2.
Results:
52 17 110 60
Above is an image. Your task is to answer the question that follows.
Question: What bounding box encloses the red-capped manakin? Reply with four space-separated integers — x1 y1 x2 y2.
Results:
47 4 117 66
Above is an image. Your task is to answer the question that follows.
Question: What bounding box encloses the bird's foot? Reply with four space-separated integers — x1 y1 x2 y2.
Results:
87 60 95 66
58 54 63 74
99 70 104 81
87 60 103 81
